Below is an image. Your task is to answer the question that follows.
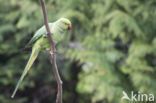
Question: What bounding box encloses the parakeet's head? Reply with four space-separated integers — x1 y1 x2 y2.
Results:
56 18 72 31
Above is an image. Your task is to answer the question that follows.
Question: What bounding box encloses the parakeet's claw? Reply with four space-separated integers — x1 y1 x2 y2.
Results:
47 48 57 54
43 34 48 38
49 49 57 54
50 52 54 55
46 48 50 51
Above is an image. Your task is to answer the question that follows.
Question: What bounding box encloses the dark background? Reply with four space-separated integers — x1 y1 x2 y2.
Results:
0 0 156 103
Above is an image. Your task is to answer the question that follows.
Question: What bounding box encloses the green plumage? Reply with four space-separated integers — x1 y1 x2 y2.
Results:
11 18 71 98
29 23 53 44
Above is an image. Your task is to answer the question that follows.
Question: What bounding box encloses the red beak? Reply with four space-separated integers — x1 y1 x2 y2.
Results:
68 25 72 30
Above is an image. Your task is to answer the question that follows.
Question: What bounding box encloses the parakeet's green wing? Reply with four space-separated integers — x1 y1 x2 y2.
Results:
28 23 53 45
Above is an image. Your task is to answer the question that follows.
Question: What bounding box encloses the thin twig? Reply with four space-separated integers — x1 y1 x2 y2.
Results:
39 0 63 103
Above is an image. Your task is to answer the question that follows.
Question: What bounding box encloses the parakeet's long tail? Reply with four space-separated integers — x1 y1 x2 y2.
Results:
11 46 40 98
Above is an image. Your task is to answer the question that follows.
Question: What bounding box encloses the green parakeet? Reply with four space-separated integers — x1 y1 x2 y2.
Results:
11 18 72 98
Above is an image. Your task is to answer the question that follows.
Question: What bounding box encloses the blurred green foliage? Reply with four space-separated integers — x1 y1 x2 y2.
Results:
0 0 156 103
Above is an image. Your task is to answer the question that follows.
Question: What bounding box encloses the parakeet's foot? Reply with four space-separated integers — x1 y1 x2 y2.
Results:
43 34 48 38
46 48 57 54
50 51 57 55
46 48 50 51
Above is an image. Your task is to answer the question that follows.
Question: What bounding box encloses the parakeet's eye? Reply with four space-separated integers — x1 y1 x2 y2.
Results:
65 23 68 25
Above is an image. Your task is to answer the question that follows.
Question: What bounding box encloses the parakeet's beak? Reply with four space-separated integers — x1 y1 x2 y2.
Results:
68 25 72 30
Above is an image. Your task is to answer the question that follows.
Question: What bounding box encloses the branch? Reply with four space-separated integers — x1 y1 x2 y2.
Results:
39 0 63 103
